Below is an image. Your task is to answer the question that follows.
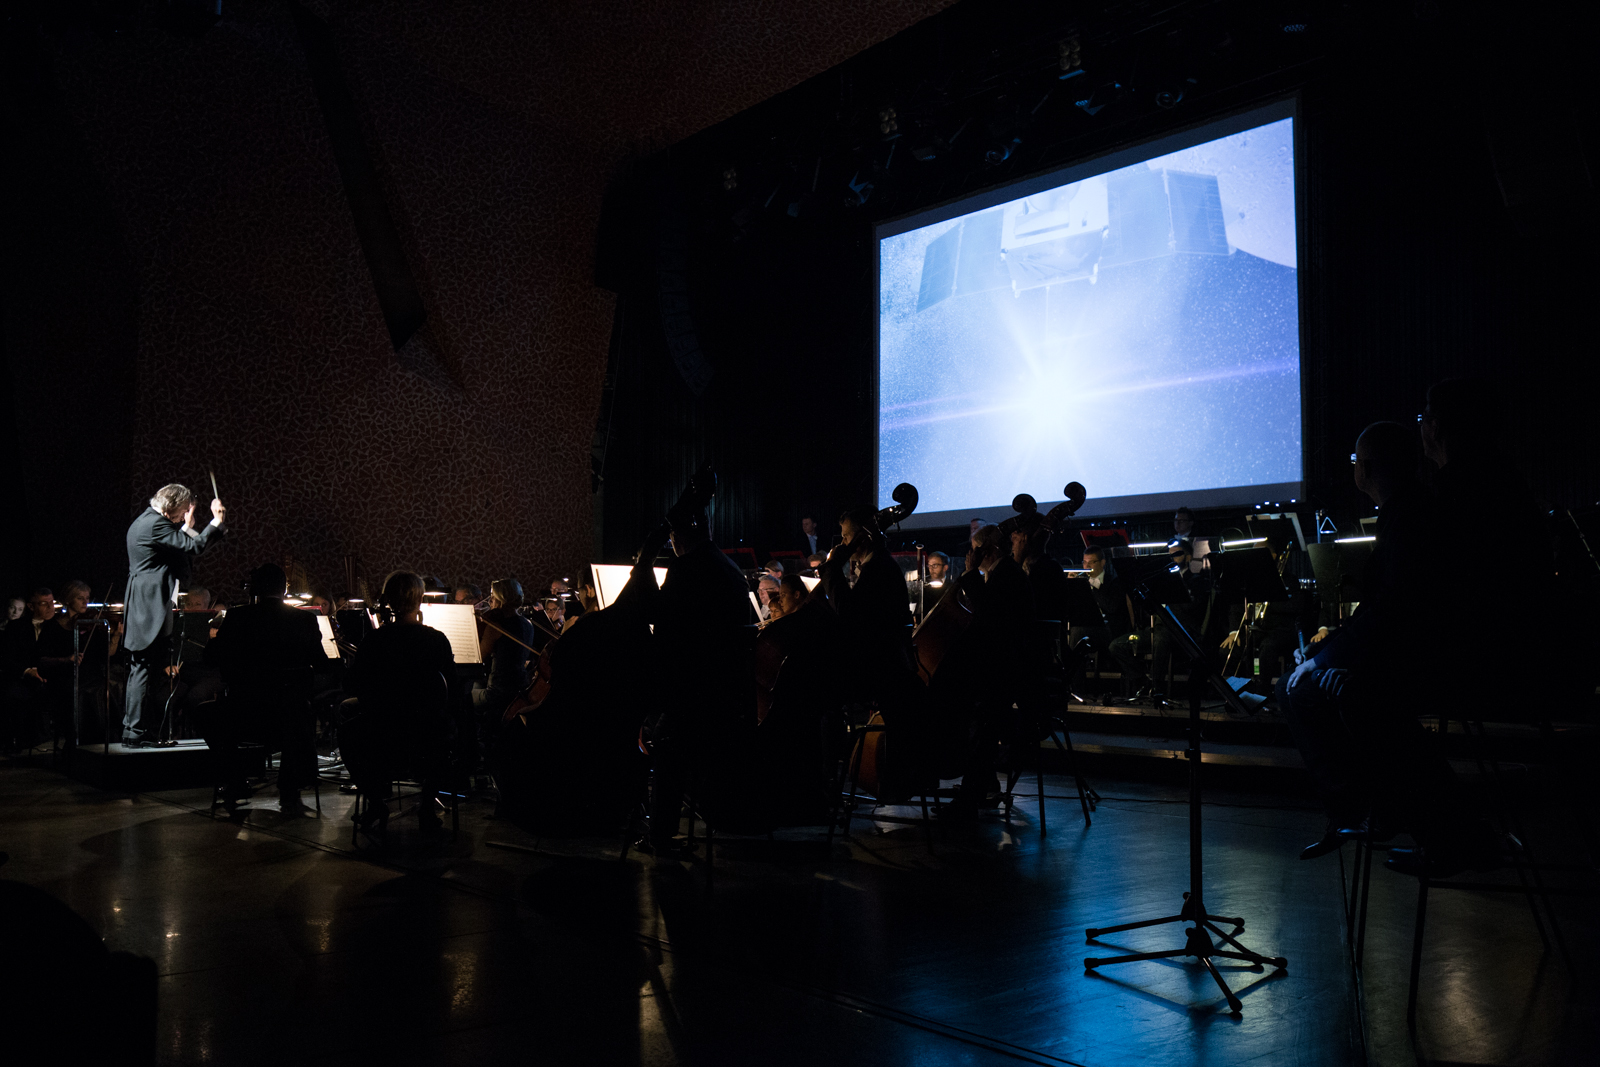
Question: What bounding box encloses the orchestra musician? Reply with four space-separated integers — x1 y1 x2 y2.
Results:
205 563 328 813
644 477 752 853
2 588 75 754
1280 422 1491 875
58 580 123 747
341 570 458 833
820 508 920 727
472 578 536 755
121 484 226 747
1220 531 1317 687
940 523 1038 813
800 516 822 558
1107 539 1213 701
1066 545 1136 697
1010 516 1069 622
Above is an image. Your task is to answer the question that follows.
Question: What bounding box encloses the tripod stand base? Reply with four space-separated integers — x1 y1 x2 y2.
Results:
1084 893 1287 1014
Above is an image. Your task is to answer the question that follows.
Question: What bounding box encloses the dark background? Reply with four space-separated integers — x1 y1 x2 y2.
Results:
4 1 1595 600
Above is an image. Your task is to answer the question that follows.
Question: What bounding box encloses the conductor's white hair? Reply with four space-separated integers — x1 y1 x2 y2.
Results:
150 484 195 516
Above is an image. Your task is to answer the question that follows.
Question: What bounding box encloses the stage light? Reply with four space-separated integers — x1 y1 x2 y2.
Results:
722 167 738 192
1127 542 1168 549
878 107 899 138
1058 35 1083 79
1220 537 1267 547
1334 536 1377 543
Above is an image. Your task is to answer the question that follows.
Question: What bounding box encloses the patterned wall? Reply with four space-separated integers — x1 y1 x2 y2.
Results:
15 0 953 598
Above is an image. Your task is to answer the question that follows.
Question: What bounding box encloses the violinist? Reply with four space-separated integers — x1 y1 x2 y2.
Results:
472 578 536 755
755 574 781 622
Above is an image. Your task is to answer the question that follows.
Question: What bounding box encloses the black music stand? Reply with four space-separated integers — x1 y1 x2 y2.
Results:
1083 573 1287 1013
1306 541 1371 622
1208 548 1289 681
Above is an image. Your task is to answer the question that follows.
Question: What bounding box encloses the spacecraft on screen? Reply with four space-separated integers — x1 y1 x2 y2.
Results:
916 165 1231 310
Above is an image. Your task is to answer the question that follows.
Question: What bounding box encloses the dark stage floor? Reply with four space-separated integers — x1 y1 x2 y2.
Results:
1 755 1593 1066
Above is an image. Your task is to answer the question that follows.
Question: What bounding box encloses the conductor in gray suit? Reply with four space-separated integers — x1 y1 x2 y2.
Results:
122 484 226 746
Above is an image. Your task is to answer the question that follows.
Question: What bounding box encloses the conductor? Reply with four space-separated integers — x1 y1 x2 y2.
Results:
122 484 226 746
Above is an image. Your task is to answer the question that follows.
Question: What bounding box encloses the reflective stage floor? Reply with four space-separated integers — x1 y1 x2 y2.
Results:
1 757 1593 1066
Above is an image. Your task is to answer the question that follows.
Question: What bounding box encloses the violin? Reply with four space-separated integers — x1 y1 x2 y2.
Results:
495 610 562 725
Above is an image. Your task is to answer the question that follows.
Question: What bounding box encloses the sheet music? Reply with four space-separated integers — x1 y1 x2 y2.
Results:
799 574 821 592
314 615 340 660
590 564 670 610
418 603 482 664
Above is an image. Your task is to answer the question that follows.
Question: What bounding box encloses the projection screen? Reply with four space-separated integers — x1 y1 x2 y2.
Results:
876 99 1303 527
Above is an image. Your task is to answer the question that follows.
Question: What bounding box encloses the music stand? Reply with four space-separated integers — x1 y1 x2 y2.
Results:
1208 548 1289 679
1307 541 1371 622
1083 574 1288 1012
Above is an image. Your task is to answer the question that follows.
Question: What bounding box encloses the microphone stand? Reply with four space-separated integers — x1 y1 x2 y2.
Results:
1083 581 1287 1013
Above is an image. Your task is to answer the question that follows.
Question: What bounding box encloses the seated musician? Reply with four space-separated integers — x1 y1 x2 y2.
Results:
164 586 220 740
55 580 123 747
548 577 586 621
775 573 810 616
762 559 786 581
2 588 75 755
472 579 536 757
452 584 482 605
340 571 458 833
940 524 1036 813
755 574 781 622
1107 539 1214 701
909 550 955 616
1065 546 1136 697
540 596 566 636
804 552 826 575
1280 422 1490 875
204 564 329 814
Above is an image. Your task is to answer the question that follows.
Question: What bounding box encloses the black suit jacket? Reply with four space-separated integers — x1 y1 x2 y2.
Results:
124 508 224 652
206 599 327 699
